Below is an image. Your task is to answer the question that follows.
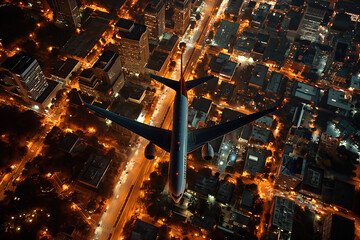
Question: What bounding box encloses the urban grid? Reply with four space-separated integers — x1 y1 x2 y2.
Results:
0 0 359 239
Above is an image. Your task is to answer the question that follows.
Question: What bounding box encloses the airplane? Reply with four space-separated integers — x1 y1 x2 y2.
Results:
79 57 281 203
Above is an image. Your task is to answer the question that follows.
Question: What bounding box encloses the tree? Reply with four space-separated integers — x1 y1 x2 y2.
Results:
179 42 186 53
170 60 176 68
196 13 201 21
208 30 215 40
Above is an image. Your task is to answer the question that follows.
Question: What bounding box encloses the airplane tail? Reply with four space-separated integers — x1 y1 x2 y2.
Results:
150 53 214 92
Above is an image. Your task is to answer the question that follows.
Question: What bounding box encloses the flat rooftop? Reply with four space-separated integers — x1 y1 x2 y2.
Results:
301 165 323 196
244 148 267 175
94 51 119 71
292 81 320 103
191 97 212 113
249 64 268 88
78 154 111 189
255 116 273 127
216 180 235 204
115 18 147 41
212 20 239 49
2 53 37 75
250 126 271 143
267 71 283 93
272 196 294 232
146 50 169 71
281 155 306 179
158 32 179 52
326 88 351 111
61 32 100 58
52 58 79 79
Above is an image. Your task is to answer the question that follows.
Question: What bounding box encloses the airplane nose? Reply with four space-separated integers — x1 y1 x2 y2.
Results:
171 192 182 203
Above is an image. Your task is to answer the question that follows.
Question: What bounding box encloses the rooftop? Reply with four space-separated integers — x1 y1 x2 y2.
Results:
350 74 360 89
191 216 216 231
188 173 219 197
58 132 80 154
253 2 271 25
36 79 58 104
220 108 245 123
191 97 212 114
280 155 306 180
234 35 256 53
78 154 112 189
146 50 169 71
158 32 179 52
272 196 295 232
115 18 147 41
241 190 255 211
244 148 267 175
212 20 239 49
130 219 158 240
83 14 111 36
144 0 164 14
216 180 235 204
225 0 244 15
218 81 235 100
249 64 268 88
255 116 273 127
2 53 38 75
230 212 250 226
292 81 320 103
326 88 351 112
300 165 324 196
266 71 283 93
328 214 355 240
52 58 79 79
250 126 271 143
61 32 100 58
332 180 354 210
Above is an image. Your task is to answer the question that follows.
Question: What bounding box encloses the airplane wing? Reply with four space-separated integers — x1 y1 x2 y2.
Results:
187 105 280 153
150 74 179 91
186 75 215 90
80 97 172 152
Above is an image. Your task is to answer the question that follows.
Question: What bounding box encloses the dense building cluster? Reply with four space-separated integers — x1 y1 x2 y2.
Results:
0 0 359 239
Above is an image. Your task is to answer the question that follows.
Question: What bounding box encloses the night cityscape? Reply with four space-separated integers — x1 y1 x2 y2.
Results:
0 0 359 239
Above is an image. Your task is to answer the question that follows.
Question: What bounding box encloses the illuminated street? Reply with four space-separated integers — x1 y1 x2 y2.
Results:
0 0 360 240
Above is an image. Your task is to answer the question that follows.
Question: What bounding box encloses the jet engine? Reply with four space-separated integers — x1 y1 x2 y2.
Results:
145 142 156 159
201 143 214 160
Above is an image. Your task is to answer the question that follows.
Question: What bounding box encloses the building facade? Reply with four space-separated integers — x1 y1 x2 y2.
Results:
47 0 81 27
297 5 326 41
115 18 150 73
172 0 191 36
1 53 48 101
144 0 165 40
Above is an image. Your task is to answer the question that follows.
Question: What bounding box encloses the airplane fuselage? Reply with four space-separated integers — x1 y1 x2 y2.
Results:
169 91 188 202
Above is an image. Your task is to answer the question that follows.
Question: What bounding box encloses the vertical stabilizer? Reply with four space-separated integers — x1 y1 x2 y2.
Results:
179 53 187 97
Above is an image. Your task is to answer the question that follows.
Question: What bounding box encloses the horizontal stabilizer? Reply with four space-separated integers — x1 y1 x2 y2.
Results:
186 75 215 90
150 74 179 91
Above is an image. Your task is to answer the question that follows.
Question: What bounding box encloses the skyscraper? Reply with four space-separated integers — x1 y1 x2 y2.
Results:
173 0 191 36
298 5 326 41
1 53 48 101
114 18 149 73
47 0 81 27
144 0 166 40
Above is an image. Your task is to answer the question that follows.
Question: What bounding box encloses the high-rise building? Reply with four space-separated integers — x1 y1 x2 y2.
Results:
298 5 326 41
144 0 165 40
1 53 48 101
172 0 191 36
114 18 149 73
47 0 80 27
